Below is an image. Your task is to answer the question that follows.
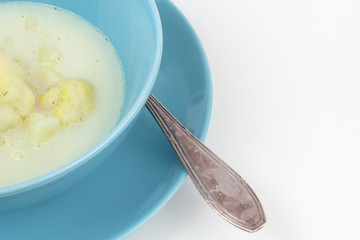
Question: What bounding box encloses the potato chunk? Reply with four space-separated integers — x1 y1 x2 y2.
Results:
27 113 60 145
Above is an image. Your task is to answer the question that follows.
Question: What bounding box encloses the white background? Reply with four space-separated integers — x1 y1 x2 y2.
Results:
130 0 360 239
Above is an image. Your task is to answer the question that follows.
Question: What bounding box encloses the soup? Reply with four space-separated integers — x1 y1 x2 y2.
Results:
0 2 125 187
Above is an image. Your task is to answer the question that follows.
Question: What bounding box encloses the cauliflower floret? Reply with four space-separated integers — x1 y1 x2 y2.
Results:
53 79 94 125
27 113 60 145
53 101 83 124
12 85 35 118
60 79 94 113
0 105 22 132
0 49 26 88
39 87 62 107
0 83 22 104
0 49 35 133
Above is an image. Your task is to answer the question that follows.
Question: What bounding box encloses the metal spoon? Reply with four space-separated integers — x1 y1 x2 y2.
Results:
145 94 266 232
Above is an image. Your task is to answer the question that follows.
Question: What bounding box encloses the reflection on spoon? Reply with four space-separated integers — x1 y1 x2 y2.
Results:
146 94 266 232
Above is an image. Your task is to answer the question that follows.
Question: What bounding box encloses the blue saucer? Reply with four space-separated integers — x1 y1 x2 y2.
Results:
0 1 212 239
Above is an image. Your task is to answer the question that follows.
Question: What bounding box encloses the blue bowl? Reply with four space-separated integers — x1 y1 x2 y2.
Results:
0 0 163 211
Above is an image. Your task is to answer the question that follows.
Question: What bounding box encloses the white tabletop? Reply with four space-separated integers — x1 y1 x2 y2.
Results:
129 0 360 239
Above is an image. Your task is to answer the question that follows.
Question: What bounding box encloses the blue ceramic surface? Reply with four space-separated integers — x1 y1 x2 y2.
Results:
0 0 162 211
0 0 212 239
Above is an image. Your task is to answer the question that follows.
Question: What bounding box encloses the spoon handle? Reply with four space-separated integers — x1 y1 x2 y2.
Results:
145 94 266 232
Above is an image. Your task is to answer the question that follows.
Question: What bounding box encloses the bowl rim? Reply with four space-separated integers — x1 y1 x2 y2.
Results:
0 0 163 197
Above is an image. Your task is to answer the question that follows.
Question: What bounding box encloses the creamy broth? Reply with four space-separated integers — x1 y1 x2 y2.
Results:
0 2 125 187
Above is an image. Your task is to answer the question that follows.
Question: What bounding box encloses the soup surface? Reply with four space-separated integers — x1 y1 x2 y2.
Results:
0 2 125 187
